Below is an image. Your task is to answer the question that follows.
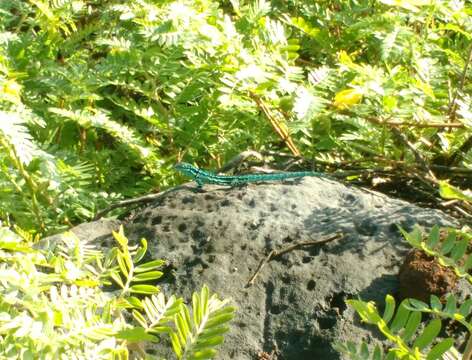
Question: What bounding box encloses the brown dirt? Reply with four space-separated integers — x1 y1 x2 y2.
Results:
398 249 458 302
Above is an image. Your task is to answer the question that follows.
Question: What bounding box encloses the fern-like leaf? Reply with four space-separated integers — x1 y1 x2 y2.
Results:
344 295 457 360
170 285 235 360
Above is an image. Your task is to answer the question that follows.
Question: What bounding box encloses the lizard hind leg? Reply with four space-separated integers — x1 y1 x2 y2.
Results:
230 178 247 187
196 179 204 188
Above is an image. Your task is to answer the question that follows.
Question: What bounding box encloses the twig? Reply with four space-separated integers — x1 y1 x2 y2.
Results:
218 150 264 173
245 232 344 287
462 333 472 360
93 187 179 220
452 205 472 219
390 127 438 183
445 136 472 167
260 150 302 159
366 116 464 129
448 40 472 121
249 92 301 156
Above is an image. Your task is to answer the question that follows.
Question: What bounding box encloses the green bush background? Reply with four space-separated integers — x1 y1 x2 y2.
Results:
1 0 471 233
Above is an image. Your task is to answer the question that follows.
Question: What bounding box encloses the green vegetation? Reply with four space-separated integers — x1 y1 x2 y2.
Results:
0 225 235 359
337 226 472 360
0 0 471 358
0 0 471 233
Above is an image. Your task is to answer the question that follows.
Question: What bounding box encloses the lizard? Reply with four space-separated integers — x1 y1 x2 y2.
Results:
174 162 326 188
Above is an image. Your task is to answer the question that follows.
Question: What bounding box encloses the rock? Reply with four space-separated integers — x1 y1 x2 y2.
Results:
54 178 471 359
120 177 469 359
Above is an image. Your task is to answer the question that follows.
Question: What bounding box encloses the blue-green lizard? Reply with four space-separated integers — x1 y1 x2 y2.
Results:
174 162 326 188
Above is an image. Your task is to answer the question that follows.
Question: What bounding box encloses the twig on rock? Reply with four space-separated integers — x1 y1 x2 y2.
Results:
245 232 344 287
93 187 179 220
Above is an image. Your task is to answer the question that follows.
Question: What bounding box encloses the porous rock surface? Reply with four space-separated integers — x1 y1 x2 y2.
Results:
66 177 471 359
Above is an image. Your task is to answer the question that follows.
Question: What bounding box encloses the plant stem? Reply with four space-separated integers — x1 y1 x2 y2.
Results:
463 333 472 360
0 137 44 230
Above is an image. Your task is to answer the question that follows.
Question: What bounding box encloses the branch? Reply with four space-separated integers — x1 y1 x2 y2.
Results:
447 41 472 121
249 92 301 156
366 116 464 129
218 150 264 173
93 187 180 220
245 232 344 287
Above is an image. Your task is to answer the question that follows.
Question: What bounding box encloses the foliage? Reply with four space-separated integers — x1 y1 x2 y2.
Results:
0 225 234 358
0 0 471 233
338 225 472 360
133 286 234 360
336 295 463 360
399 225 472 283
1 0 472 356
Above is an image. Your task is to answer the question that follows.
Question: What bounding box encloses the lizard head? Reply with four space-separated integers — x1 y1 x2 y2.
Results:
174 162 198 178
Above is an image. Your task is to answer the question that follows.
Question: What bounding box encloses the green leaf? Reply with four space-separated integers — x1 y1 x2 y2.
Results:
438 181 472 202
132 271 164 282
440 232 456 255
134 259 166 273
116 327 158 342
109 271 124 288
413 319 441 350
427 225 440 248
430 296 442 311
170 331 182 359
129 285 160 294
402 311 421 342
347 300 382 324
191 348 218 359
383 295 395 323
194 335 224 348
399 226 422 247
463 254 472 271
406 298 428 311
458 299 472 317
117 253 130 277
133 238 148 263
132 310 148 328
450 238 468 262
426 338 454 360
359 342 369 359
444 294 457 315
390 300 410 333
203 313 235 329
372 345 383 360
127 297 142 309
196 326 230 341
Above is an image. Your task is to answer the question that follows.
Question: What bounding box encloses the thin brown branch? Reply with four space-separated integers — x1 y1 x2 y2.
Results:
93 187 180 220
218 150 264 173
389 127 438 182
366 116 464 129
249 92 301 156
445 136 472 167
245 232 344 287
448 40 472 121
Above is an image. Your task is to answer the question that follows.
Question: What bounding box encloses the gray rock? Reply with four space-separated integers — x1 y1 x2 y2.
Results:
50 178 470 359
121 177 466 359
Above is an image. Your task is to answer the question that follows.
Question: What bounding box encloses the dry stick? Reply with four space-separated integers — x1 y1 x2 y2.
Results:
93 187 179 220
463 331 472 360
249 92 301 157
390 127 438 183
366 116 464 129
245 232 344 287
448 41 472 121
447 136 472 168
218 150 264 173
445 41 472 166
